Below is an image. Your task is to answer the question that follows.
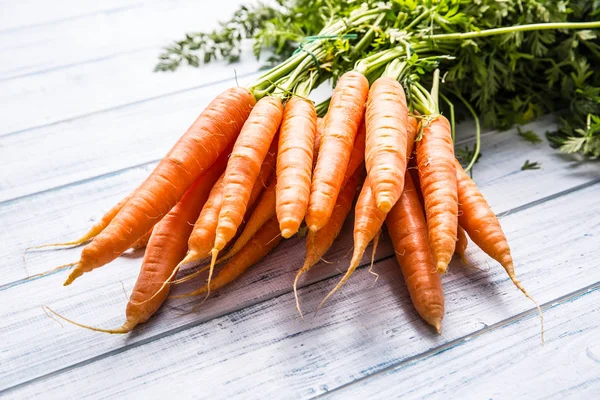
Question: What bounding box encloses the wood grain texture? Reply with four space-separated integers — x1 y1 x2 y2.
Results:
2 118 597 282
0 70 260 203
0 0 141 32
3 1 600 398
0 48 260 137
0 0 249 81
2 182 599 398
326 286 600 399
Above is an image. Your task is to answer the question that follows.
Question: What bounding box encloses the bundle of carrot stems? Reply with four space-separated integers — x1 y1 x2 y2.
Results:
40 2 599 334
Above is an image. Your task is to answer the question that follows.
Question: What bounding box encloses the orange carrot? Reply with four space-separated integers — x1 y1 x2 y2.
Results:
406 115 419 157
178 217 282 297
314 117 324 154
344 120 366 183
221 179 276 262
131 229 152 250
276 97 317 238
416 115 458 274
386 173 444 332
365 77 409 212
45 162 223 333
184 174 225 263
246 138 278 214
294 169 364 315
317 174 387 310
455 225 468 265
29 195 130 250
64 87 255 285
212 96 283 253
306 71 369 232
203 96 282 297
455 160 533 299
177 144 277 278
317 114 417 309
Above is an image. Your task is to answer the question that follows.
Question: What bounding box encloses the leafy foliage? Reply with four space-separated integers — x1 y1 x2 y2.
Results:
156 0 600 158
517 127 543 144
521 160 542 170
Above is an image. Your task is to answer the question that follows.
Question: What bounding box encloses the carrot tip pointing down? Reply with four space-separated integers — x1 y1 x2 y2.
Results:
293 271 305 320
376 199 392 213
63 267 82 286
43 306 135 334
436 261 448 274
281 228 295 239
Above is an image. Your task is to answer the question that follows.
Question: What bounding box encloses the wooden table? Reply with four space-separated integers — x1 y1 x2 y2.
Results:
1 1 599 398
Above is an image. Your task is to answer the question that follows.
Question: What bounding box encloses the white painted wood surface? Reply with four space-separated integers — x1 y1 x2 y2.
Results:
1 2 599 399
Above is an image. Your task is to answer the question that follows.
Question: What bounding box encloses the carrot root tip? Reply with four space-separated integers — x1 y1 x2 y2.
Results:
376 199 392 213
63 266 82 286
436 261 448 274
293 272 305 320
281 228 296 239
43 306 134 334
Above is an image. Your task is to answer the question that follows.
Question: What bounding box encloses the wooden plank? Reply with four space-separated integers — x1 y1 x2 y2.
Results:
326 285 600 399
0 118 590 282
0 49 260 137
1 142 598 391
0 0 250 80
2 182 599 397
0 0 140 32
0 70 261 202
0 165 151 283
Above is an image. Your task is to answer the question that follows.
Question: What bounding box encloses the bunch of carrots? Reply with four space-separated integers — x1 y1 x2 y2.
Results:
40 6 582 335
40 71 536 335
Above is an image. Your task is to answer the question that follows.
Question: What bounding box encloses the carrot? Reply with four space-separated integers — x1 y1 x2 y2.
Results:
131 229 152 250
200 96 282 299
45 162 223 333
386 173 444 333
176 144 277 281
28 195 130 250
317 114 417 309
455 160 534 300
344 120 366 183
220 179 276 262
276 96 317 238
211 96 282 253
317 174 387 311
416 115 458 274
455 225 468 265
64 87 255 285
177 217 282 298
183 174 225 264
406 115 419 157
365 77 409 212
246 138 278 213
314 117 324 154
306 71 369 232
293 169 363 317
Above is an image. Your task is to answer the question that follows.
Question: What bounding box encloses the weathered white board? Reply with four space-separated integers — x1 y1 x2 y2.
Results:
0 0 251 81
3 183 599 398
2 0 600 398
327 285 600 399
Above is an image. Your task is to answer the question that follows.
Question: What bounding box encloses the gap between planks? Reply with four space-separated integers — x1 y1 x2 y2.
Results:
0 70 261 140
4 173 599 293
0 2 143 34
0 114 553 207
2 179 598 394
316 280 600 399
322 282 600 399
